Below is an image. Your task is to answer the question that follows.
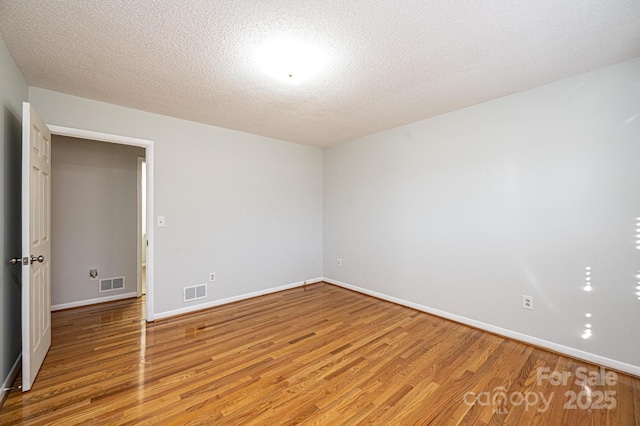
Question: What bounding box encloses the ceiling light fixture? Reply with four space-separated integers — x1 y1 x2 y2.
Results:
256 37 328 85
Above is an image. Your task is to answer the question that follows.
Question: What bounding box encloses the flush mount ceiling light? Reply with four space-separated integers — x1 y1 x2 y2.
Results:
255 37 328 85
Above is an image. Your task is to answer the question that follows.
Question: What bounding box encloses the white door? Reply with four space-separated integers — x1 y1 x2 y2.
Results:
21 102 52 392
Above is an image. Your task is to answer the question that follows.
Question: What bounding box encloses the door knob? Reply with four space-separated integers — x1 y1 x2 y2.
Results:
9 257 23 265
30 255 44 264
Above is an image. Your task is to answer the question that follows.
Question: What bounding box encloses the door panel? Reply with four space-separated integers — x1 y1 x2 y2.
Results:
22 102 52 392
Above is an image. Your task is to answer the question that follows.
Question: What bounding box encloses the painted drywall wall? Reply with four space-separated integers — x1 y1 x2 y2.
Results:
324 57 640 368
29 87 323 317
51 136 144 306
0 37 27 397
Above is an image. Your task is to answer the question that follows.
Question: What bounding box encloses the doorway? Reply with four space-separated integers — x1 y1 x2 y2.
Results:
48 125 155 322
50 136 143 309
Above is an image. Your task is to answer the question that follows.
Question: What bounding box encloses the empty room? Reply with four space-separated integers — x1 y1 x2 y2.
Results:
1 1 639 424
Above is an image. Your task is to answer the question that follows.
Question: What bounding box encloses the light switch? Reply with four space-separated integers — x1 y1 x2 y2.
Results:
157 216 165 227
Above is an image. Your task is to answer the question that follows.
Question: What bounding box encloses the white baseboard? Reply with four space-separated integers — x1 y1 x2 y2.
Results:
323 277 640 377
153 277 324 321
1 353 21 408
51 292 138 311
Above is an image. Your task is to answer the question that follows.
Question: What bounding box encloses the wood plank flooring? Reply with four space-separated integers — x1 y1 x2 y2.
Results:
1 282 639 425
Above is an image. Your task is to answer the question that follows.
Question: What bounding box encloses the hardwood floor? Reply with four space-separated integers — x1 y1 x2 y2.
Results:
1 283 639 425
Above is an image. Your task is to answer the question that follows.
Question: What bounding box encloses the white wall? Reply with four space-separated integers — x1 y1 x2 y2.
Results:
51 136 144 307
29 87 323 317
324 57 640 369
0 37 27 400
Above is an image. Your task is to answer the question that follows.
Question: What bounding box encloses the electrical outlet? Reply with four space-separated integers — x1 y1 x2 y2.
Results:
523 295 533 310
337 258 342 267
209 272 216 282
89 268 98 280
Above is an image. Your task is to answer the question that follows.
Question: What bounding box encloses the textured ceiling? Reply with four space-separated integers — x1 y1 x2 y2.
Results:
1 1 639 148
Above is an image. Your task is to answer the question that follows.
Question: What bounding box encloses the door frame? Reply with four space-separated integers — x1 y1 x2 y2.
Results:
136 156 145 297
48 125 156 322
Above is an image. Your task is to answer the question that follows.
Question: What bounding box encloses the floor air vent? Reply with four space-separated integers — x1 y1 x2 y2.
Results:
183 284 207 302
99 277 125 292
